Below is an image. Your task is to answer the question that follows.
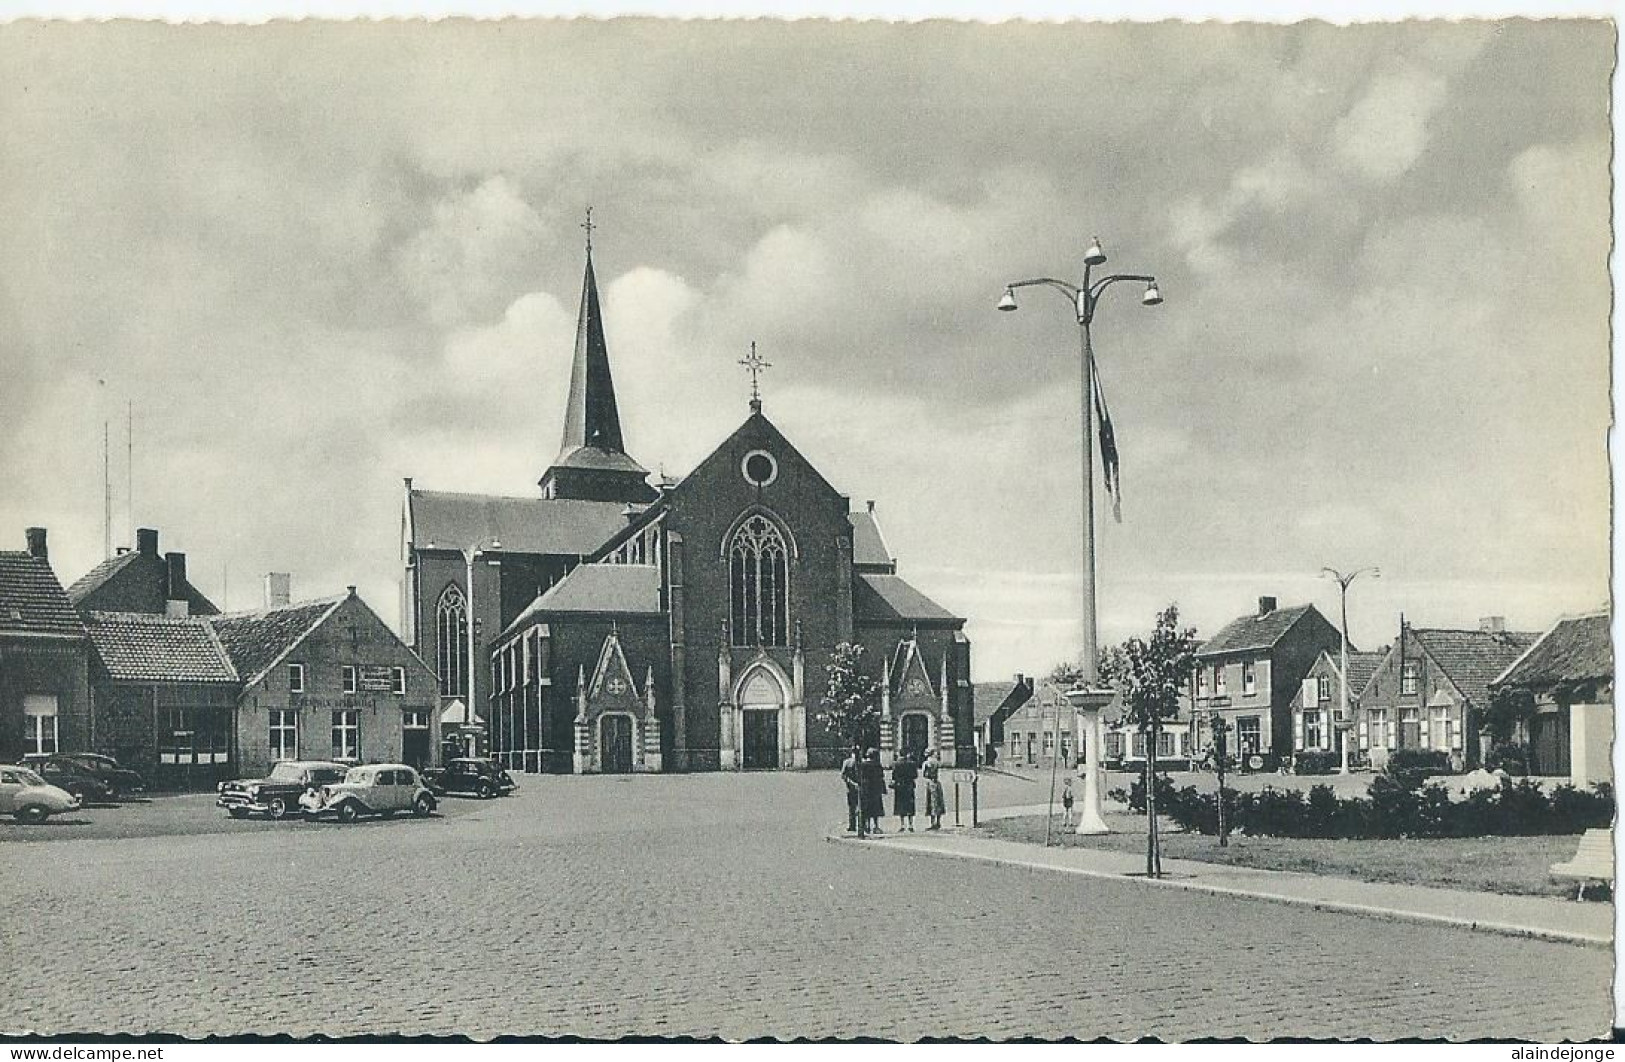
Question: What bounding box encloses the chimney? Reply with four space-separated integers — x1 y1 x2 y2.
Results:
1479 615 1506 634
164 552 187 603
867 500 876 513
264 572 291 608
1257 595 1278 617
136 528 159 555
24 527 46 561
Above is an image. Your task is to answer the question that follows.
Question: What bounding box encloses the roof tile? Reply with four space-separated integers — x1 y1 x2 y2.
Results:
410 489 630 558
87 612 237 684
0 552 86 638
1497 612 1612 690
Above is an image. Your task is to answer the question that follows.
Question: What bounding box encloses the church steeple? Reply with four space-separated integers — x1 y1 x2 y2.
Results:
539 211 657 504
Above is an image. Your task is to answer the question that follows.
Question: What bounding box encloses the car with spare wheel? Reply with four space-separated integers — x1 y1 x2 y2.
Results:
301 764 436 823
217 760 350 820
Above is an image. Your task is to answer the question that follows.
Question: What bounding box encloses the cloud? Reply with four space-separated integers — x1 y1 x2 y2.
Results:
1332 67 1450 181
391 175 548 329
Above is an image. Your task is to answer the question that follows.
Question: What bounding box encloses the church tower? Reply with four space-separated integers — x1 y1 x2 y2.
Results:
538 216 658 504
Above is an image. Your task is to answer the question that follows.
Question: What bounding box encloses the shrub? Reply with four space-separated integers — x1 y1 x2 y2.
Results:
1118 773 1180 814
1293 752 1339 776
1485 742 1531 776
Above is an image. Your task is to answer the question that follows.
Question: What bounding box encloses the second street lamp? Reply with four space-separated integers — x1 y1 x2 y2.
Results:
1322 565 1379 775
1000 235 1162 835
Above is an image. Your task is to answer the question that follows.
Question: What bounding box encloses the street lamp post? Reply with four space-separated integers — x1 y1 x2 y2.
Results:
1000 236 1162 835
1321 566 1378 775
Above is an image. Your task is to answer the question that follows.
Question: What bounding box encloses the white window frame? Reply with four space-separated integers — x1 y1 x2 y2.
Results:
1196 668 1207 697
1213 664 1228 696
1368 708 1389 749
269 710 298 761
1236 716 1262 753
392 666 407 696
1401 663 1419 696
288 663 305 694
342 665 357 695
1241 660 1257 696
332 710 359 761
1317 675 1331 701
24 695 58 756
1303 709 1323 750
1157 731 1175 757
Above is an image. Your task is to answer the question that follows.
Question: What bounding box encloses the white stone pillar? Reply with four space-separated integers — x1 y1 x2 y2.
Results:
1066 687 1112 834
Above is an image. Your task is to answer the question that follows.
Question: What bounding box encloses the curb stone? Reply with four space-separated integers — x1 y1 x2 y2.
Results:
826 831 1611 950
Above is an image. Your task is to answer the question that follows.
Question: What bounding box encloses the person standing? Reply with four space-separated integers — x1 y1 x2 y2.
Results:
890 752 918 832
859 748 886 834
840 748 861 834
1061 776 1076 828
922 748 947 831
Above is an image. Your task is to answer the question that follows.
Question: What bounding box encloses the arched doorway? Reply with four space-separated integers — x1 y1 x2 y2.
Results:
900 712 932 762
601 714 635 774
739 668 783 770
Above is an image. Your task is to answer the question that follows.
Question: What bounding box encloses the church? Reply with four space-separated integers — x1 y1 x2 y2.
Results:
400 228 973 773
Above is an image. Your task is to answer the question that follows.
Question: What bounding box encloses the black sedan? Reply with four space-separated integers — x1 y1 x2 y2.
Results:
422 758 517 799
23 754 135 803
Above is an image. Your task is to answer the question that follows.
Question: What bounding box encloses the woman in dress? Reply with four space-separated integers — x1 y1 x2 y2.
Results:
859 748 887 834
890 752 918 832
922 749 947 831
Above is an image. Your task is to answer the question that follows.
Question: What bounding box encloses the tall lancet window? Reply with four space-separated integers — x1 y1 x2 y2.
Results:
436 584 469 698
729 515 790 647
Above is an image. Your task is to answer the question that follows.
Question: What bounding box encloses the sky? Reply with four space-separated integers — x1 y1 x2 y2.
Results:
0 17 1611 681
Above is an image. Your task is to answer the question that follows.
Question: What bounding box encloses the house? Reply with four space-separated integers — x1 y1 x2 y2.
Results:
416 234 972 773
1000 681 1077 769
1102 696 1195 772
974 674 1033 765
1356 616 1538 772
0 528 93 764
1189 596 1344 771
1289 648 1386 766
68 527 219 617
1492 609 1612 785
80 573 440 788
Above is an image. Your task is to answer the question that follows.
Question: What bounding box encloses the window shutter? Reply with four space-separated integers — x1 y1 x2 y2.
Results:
1358 717 1369 749
1446 716 1457 750
1419 716 1429 748
1301 678 1317 708
1295 710 1305 751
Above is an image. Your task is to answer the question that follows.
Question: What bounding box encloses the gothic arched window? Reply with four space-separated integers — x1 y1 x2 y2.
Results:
729 514 790 647
436 584 469 698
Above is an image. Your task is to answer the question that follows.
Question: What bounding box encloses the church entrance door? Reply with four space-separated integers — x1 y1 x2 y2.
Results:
601 715 634 773
742 709 780 770
901 714 931 761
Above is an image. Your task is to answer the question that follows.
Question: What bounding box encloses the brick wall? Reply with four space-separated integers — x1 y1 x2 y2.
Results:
0 638 91 762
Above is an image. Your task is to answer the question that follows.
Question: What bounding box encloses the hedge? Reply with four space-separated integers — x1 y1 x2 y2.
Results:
1113 772 1613 840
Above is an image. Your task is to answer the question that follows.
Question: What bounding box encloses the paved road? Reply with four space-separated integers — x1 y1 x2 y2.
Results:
0 772 1611 1041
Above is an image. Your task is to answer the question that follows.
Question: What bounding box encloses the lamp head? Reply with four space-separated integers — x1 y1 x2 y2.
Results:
996 288 1018 312
1083 237 1107 267
1142 281 1163 307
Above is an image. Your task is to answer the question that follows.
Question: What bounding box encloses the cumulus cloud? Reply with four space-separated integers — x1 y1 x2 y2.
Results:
392 175 549 328
1332 67 1450 182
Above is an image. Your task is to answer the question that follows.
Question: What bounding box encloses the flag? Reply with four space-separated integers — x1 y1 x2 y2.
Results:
1090 350 1122 522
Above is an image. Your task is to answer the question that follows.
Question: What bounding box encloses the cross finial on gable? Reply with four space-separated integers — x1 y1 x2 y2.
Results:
739 341 771 413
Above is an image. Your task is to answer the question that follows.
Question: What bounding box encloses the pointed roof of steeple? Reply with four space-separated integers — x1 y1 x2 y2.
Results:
559 247 630 460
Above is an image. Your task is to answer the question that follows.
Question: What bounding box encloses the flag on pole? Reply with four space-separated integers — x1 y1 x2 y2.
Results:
1089 351 1122 522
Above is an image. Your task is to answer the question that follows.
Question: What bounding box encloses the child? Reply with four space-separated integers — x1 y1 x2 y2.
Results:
1061 777 1075 827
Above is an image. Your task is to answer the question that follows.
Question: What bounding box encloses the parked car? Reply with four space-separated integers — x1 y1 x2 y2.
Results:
217 760 349 820
0 764 81 824
423 757 517 799
23 755 114 803
301 764 436 823
50 752 146 799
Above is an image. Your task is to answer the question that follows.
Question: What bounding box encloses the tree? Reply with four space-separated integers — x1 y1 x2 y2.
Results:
1099 603 1200 878
1483 686 1539 774
1048 661 1086 687
816 642 883 752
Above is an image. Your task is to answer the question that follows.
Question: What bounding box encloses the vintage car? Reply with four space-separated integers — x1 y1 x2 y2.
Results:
301 764 436 823
48 752 146 799
217 760 350 820
0 764 81 824
422 757 517 799
22 755 115 803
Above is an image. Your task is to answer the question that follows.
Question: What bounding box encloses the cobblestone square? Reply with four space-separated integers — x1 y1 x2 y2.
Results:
0 773 1612 1041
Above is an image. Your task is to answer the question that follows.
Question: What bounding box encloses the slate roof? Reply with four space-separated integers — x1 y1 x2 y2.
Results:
849 510 893 570
86 612 238 684
1197 604 1317 658
853 573 960 624
0 551 87 639
210 597 346 686
505 564 663 632
409 489 630 558
66 551 139 606
1495 611 1612 691
551 445 649 475
1412 626 1540 709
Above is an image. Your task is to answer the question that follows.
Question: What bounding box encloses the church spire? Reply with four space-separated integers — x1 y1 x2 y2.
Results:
559 209 626 457
539 211 656 505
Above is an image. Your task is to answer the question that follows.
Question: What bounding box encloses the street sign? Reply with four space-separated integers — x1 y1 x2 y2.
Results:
952 770 977 784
